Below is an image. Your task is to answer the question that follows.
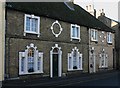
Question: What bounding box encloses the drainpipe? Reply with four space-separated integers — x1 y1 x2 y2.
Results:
5 3 11 79
4 2 7 79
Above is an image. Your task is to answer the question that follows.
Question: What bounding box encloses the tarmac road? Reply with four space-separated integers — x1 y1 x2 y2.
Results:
2 70 120 88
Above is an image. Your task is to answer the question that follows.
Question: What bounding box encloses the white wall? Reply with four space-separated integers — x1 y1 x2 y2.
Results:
0 0 5 81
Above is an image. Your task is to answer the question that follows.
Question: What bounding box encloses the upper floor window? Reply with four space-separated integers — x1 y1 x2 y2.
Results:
107 32 112 44
24 14 40 37
68 47 83 71
19 43 43 75
91 29 98 42
71 24 80 41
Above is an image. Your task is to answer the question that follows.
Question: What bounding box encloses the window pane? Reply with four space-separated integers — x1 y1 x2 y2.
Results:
31 18 38 32
72 26 75 37
78 57 81 69
74 27 77 37
38 57 41 70
91 30 94 38
110 34 112 42
107 33 112 43
76 27 79 38
26 17 30 31
73 51 77 69
28 57 34 72
21 57 24 72
95 31 97 40
69 57 72 69
28 48 34 72
102 54 104 66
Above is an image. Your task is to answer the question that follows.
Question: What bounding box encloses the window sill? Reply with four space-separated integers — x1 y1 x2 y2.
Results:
71 37 81 42
91 39 98 42
68 69 83 71
107 42 112 44
24 31 40 37
19 71 43 75
99 67 108 69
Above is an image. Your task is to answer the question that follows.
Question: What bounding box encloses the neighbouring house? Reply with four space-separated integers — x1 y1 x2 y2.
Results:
5 2 115 80
98 12 120 70
85 4 116 72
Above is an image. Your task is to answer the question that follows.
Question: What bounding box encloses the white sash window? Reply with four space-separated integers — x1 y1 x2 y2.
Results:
19 43 43 75
91 29 98 41
107 32 112 44
71 24 81 42
24 14 40 37
68 47 83 71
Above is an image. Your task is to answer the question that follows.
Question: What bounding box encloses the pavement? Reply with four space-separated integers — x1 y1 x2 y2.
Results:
2 70 120 88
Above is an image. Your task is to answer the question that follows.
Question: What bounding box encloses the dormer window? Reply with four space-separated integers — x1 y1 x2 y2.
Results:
91 29 98 42
24 14 40 37
71 24 81 41
107 32 112 44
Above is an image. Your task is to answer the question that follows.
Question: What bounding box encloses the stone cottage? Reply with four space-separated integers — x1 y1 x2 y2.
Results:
5 2 115 80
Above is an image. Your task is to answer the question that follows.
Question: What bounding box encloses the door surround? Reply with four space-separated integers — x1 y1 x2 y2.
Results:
89 47 96 73
50 44 62 78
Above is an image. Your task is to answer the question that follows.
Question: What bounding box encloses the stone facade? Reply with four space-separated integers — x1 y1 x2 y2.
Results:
98 15 118 69
89 29 115 73
5 6 115 79
5 9 89 79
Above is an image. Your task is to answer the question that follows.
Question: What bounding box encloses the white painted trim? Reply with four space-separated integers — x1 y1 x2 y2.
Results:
70 24 81 42
58 51 62 77
19 43 43 75
90 29 98 42
24 14 40 37
68 47 83 71
50 51 53 78
50 20 63 37
50 44 62 78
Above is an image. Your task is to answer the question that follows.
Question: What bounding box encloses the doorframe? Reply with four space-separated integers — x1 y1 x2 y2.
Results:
50 44 62 78
89 47 96 73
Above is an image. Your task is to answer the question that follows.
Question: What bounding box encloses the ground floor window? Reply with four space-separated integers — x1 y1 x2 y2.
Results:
68 47 83 71
99 49 108 68
19 43 43 75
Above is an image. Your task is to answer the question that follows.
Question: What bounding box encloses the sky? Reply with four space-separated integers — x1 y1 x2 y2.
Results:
74 0 119 21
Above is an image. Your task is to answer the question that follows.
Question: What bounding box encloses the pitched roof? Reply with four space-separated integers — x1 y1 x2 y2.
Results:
6 2 114 33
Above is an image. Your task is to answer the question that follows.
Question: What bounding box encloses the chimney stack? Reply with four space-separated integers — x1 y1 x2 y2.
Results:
86 4 96 17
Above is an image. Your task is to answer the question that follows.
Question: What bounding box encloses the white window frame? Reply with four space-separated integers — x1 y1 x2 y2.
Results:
24 14 40 37
107 32 112 44
19 43 43 75
71 24 81 42
91 29 98 42
68 47 83 71
99 51 108 68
